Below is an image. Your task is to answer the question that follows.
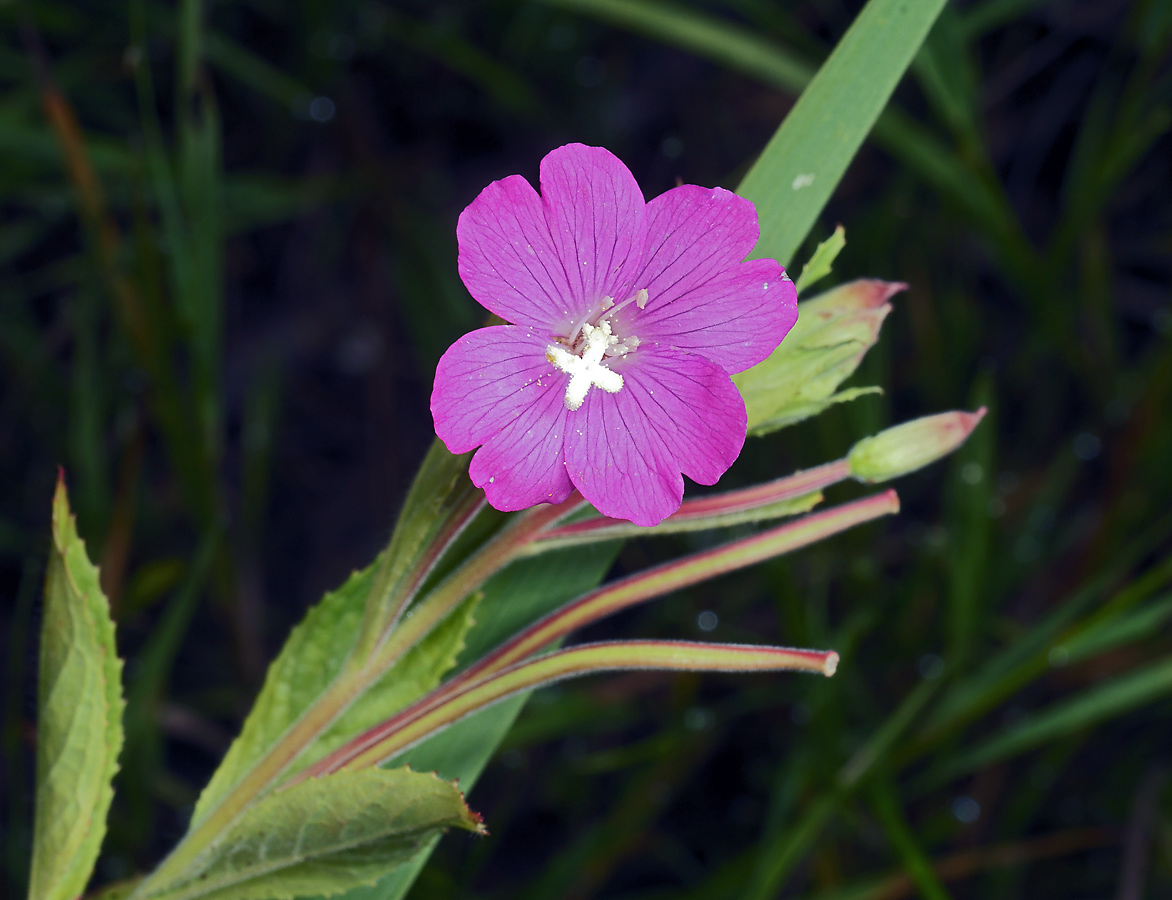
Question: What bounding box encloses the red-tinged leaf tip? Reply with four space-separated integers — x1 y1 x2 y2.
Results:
963 406 988 431
809 278 907 312
822 651 840 677
848 279 907 312
462 797 488 836
874 280 909 305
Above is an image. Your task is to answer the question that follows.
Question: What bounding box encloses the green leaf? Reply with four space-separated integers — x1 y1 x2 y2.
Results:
190 562 479 826
867 777 954 900
298 593 480 776
736 0 950 267
794 225 846 296
358 440 478 653
28 475 125 900
1054 592 1172 666
140 769 483 900
931 654 1172 783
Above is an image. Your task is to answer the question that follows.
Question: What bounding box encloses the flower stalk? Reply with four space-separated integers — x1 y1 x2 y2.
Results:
533 457 852 548
297 490 897 782
370 492 583 667
325 640 839 771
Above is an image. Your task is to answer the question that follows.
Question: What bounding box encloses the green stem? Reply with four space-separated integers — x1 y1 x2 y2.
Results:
369 495 582 667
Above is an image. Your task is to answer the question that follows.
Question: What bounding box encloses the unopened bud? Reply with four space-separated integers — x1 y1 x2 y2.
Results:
734 280 905 435
849 408 988 483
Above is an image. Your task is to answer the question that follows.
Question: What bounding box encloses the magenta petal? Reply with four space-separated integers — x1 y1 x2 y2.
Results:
563 387 683 528
618 346 746 485
634 259 796 374
638 185 761 289
620 185 797 373
431 325 566 454
457 174 580 331
539 144 649 313
469 386 575 511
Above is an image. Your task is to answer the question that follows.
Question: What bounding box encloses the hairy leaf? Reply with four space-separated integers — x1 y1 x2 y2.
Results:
141 769 483 900
29 475 125 900
191 562 479 826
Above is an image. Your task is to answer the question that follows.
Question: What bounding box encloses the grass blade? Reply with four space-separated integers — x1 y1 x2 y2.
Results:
733 0 949 266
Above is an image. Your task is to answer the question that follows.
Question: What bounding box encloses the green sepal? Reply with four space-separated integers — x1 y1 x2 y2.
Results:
752 386 883 436
138 768 483 900
793 225 846 296
734 279 901 435
29 475 126 900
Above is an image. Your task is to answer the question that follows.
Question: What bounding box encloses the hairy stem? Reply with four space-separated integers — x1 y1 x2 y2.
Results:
532 458 852 548
340 640 839 769
300 490 897 781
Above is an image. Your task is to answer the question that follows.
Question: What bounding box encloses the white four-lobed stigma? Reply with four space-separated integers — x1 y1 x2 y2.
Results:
546 320 624 410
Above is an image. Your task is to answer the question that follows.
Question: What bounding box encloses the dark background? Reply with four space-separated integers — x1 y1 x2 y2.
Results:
2 1 1171 898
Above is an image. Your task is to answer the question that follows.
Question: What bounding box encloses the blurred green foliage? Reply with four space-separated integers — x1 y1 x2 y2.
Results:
1 1 1170 899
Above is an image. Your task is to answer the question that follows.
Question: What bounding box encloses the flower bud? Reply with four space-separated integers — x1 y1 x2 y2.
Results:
848 408 988 483
733 280 905 435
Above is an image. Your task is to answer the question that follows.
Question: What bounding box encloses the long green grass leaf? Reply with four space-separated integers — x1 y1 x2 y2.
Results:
930 655 1172 783
534 0 813 93
736 0 949 266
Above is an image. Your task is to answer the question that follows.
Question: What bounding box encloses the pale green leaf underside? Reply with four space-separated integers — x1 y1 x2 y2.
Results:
29 478 125 900
750 386 882 436
141 768 483 900
192 560 478 825
736 320 884 434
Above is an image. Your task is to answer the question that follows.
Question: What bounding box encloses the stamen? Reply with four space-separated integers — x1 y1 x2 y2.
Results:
600 287 650 323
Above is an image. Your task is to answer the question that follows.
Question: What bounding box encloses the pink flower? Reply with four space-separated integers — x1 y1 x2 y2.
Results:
430 144 797 526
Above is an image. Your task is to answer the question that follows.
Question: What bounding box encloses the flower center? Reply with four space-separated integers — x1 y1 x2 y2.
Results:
546 289 647 411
